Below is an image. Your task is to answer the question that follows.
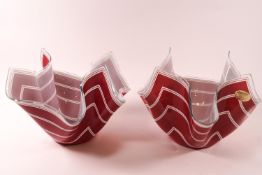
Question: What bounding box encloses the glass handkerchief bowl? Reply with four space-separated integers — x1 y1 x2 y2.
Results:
6 49 129 145
139 51 260 149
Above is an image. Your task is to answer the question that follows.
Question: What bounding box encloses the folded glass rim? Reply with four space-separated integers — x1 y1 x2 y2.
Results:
5 49 130 145
139 49 261 127
138 49 261 149
6 49 130 124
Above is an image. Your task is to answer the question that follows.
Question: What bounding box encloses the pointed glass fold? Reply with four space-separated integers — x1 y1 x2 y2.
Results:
6 49 130 145
139 51 260 149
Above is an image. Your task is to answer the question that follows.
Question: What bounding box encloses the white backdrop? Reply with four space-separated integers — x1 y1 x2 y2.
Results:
0 0 262 174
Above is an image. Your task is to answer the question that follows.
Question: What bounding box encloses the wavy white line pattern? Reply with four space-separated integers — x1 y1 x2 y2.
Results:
140 71 258 149
7 50 128 145
84 85 114 114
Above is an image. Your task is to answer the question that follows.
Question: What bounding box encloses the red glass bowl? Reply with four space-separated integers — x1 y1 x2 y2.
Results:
6 49 129 145
139 51 260 149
